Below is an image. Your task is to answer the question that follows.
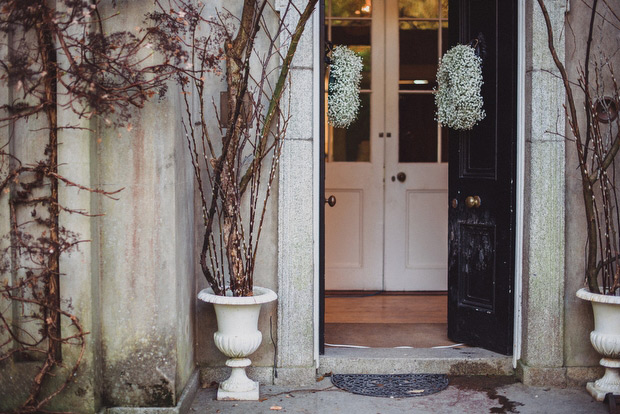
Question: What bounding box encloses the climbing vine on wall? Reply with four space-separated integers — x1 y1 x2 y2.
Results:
0 1 182 411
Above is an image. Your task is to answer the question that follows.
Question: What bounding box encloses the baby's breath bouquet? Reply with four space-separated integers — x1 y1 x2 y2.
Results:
435 44 485 130
328 45 363 128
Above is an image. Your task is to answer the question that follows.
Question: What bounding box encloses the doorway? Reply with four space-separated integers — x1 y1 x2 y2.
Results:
324 0 449 292
323 0 452 349
321 0 518 355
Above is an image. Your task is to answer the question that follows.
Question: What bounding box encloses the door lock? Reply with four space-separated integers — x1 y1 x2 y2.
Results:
325 195 337 207
465 195 481 208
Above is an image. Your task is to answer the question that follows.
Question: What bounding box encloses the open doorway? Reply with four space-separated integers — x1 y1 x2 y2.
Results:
325 0 454 347
323 0 453 349
322 0 518 356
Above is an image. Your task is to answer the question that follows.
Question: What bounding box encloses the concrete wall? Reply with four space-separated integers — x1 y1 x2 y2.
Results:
0 26 96 411
97 1 196 406
1 0 316 409
563 0 620 374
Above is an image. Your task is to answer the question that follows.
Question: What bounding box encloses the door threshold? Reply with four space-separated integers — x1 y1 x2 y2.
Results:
319 347 513 376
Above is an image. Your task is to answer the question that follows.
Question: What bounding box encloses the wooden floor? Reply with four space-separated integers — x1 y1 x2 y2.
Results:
325 293 463 348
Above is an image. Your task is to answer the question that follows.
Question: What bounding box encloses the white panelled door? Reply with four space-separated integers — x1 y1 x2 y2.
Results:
325 0 448 291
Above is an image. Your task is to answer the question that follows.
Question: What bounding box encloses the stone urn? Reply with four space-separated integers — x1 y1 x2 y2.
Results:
577 288 620 401
198 286 277 401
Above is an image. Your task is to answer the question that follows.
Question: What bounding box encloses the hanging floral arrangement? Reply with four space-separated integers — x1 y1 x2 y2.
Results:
328 45 363 128
435 44 485 130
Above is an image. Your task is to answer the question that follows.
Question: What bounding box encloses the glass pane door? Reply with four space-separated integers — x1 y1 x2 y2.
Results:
325 0 372 162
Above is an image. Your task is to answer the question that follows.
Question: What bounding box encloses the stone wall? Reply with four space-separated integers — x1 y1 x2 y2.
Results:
519 0 568 386
563 0 619 377
0 1 197 411
519 0 619 386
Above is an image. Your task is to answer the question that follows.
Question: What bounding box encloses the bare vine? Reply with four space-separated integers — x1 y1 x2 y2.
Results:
0 1 181 411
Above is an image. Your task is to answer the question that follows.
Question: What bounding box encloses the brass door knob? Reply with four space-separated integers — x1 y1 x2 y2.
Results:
325 195 336 207
465 196 481 208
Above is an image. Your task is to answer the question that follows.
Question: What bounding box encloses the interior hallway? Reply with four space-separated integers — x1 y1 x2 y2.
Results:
325 293 464 348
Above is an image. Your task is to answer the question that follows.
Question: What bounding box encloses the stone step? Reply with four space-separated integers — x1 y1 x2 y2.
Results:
319 347 514 376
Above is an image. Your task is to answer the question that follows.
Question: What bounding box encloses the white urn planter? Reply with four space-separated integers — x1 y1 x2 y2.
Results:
577 288 620 401
198 286 277 401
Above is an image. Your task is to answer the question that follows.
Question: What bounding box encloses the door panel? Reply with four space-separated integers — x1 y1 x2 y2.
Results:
325 189 364 268
447 0 517 355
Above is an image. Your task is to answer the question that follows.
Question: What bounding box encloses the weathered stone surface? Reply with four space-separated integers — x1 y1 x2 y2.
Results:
277 138 315 378
320 348 514 377
517 363 567 388
566 366 604 387
283 69 315 141
520 0 566 373
95 3 196 407
106 371 199 414
562 0 620 369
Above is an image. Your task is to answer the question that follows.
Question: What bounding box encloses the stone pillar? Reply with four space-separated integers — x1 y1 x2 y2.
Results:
276 0 318 385
519 0 567 387
95 2 197 409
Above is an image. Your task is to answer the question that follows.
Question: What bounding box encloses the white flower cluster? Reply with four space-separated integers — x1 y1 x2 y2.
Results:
328 45 363 128
435 44 485 130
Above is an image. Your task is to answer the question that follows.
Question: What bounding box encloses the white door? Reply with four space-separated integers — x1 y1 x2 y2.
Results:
325 0 448 291
383 0 448 290
325 0 385 290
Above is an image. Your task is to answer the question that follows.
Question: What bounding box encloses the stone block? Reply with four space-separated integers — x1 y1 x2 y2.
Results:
517 362 567 388
277 139 315 374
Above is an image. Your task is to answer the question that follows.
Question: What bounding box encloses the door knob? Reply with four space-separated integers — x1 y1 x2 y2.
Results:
396 172 406 182
465 196 481 208
325 195 336 207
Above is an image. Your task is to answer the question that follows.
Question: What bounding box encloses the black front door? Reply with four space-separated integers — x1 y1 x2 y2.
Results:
447 0 518 355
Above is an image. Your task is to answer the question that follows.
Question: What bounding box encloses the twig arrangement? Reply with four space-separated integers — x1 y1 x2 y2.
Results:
148 0 318 297
538 0 620 295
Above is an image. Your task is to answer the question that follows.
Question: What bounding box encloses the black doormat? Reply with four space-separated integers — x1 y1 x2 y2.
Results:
331 373 449 398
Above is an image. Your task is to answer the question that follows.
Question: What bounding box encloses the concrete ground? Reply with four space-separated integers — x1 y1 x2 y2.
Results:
189 376 610 414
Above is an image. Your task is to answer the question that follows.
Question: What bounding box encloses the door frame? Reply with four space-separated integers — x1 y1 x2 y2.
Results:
512 0 525 366
316 0 325 359
315 0 525 361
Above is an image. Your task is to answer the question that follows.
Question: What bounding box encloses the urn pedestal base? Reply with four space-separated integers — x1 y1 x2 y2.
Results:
217 358 259 401
586 358 620 401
